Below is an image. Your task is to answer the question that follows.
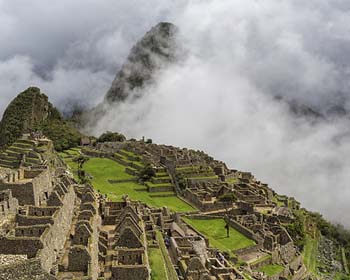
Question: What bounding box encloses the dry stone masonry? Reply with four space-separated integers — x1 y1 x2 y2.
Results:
0 135 345 279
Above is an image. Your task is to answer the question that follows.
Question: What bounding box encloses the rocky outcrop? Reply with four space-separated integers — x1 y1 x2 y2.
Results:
0 87 56 147
0 87 81 151
105 22 177 103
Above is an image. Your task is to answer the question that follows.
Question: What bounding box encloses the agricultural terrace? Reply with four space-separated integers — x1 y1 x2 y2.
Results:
258 264 284 276
303 235 319 274
148 247 167 280
59 150 195 213
182 217 256 254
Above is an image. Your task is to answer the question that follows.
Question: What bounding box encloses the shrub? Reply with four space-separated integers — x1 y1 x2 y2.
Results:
97 131 126 143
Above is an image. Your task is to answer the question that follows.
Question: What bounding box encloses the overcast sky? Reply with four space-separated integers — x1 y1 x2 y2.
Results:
1 0 350 226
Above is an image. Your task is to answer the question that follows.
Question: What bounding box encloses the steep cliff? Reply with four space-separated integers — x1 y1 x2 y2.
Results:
105 22 177 103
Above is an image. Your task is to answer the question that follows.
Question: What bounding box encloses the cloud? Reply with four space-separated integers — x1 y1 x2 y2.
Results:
0 0 181 114
1 0 350 226
90 0 350 227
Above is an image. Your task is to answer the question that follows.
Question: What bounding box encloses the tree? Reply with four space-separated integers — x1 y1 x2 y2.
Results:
97 131 126 143
138 164 156 182
73 155 89 169
73 155 90 184
219 193 237 238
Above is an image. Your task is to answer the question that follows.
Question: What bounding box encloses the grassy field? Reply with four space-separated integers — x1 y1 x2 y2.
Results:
303 235 319 274
58 149 80 179
80 157 195 212
148 248 168 280
183 218 256 253
84 158 134 181
258 264 284 276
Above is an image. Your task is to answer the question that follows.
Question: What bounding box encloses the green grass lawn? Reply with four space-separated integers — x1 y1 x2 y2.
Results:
146 181 172 187
258 264 284 276
303 235 319 273
148 248 168 280
58 149 80 179
183 218 256 253
82 157 195 212
84 158 134 181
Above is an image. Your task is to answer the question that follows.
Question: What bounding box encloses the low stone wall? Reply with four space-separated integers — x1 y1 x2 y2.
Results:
151 177 171 184
113 156 129 166
234 244 262 257
291 265 307 280
227 218 260 243
250 256 272 270
125 167 138 176
185 214 223 220
149 193 176 198
147 185 174 193
108 178 137 184
81 148 109 158
187 177 219 184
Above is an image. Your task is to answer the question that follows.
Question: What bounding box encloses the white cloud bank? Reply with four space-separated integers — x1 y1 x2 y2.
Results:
1 0 350 226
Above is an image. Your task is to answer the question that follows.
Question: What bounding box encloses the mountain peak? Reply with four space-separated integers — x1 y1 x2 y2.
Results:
105 22 177 103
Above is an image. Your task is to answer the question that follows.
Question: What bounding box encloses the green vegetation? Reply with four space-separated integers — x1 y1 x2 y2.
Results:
156 231 178 280
73 157 194 212
310 212 350 260
187 175 218 180
148 248 168 280
58 149 80 180
335 273 350 280
250 254 271 266
39 118 81 151
0 87 81 151
97 131 126 143
226 177 238 184
285 210 306 250
138 164 156 182
258 264 284 276
303 235 319 273
182 217 255 254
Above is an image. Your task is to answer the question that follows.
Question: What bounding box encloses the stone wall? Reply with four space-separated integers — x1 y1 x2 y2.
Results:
0 168 52 206
0 183 35 205
16 214 54 226
234 243 263 257
0 237 43 258
68 246 91 272
38 184 76 272
0 258 55 280
250 256 272 270
227 218 260 243
111 265 149 280
147 185 174 193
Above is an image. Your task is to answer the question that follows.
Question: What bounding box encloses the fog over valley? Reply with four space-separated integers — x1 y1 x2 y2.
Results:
1 0 350 227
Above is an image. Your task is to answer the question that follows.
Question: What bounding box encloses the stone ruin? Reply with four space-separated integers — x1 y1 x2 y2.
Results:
0 136 325 279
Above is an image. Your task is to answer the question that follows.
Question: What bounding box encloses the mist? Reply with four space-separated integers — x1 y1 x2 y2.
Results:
1 0 350 226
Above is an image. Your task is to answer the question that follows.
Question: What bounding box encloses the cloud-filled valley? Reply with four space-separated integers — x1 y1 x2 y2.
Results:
1 0 350 226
